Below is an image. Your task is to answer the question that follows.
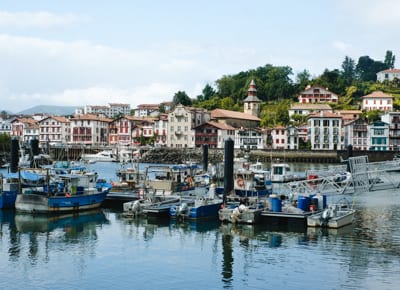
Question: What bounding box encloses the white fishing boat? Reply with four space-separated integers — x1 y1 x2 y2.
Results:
271 162 305 183
219 202 263 224
307 198 355 229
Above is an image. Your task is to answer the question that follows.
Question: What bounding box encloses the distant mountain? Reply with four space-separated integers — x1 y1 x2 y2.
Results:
17 105 77 116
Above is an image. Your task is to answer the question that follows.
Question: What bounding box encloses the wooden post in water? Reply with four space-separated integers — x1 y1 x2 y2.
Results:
10 138 19 173
223 138 234 205
203 144 208 173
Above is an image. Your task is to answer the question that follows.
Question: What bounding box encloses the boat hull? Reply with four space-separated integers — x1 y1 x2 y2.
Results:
170 199 223 220
307 209 355 228
0 191 18 209
15 191 107 213
219 206 262 224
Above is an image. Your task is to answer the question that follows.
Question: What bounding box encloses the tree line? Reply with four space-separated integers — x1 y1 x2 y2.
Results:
171 50 399 127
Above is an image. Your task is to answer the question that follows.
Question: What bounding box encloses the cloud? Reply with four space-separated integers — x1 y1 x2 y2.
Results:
337 0 400 26
0 10 90 28
333 41 349 52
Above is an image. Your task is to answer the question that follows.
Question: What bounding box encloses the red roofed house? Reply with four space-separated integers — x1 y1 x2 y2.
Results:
10 117 39 143
38 116 71 145
109 115 154 146
194 121 235 148
361 91 393 112
298 85 338 104
70 114 111 145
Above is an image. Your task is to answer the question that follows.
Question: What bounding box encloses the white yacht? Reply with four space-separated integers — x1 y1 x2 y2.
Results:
81 150 117 162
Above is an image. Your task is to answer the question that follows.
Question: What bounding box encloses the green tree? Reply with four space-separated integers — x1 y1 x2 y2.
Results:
384 50 395 69
172 91 192 107
0 133 11 153
0 110 8 120
220 97 235 110
362 110 382 123
314 68 346 96
356 55 387 82
198 84 216 102
263 66 295 102
159 103 166 113
341 56 356 85
295 69 311 91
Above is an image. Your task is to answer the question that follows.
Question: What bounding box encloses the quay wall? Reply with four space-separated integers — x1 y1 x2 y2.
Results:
2 146 395 166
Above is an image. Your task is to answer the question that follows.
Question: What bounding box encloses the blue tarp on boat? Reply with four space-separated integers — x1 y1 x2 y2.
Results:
4 171 45 181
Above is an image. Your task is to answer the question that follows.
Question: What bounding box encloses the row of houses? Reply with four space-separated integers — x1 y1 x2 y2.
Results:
2 78 400 151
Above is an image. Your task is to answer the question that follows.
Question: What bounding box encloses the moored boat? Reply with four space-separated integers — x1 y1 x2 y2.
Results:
307 198 355 228
170 184 223 220
81 150 117 162
218 202 263 224
271 162 306 183
0 173 19 209
15 172 111 213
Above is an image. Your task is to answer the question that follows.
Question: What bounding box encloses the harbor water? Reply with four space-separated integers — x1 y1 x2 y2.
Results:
1 162 400 290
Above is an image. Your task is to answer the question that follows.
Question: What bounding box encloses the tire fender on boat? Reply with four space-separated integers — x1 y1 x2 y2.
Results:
236 178 245 187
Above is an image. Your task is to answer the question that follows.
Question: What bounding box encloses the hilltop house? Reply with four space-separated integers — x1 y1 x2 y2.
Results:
298 85 339 103
361 91 393 112
376 69 400 82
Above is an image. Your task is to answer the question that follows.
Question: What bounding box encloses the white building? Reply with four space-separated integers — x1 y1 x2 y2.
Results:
344 118 368 151
0 119 11 135
377 69 400 82
381 111 400 150
367 121 389 151
286 125 299 150
235 128 264 150
289 103 332 120
134 104 161 117
308 111 342 150
167 104 210 148
361 91 393 112
153 114 168 147
83 103 130 118
10 118 39 143
271 126 286 150
70 114 111 145
38 116 71 145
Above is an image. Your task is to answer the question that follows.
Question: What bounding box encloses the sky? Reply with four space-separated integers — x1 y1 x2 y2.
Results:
1 0 400 113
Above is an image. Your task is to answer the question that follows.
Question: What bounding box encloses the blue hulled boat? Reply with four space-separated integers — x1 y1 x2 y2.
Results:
15 171 111 213
170 184 223 220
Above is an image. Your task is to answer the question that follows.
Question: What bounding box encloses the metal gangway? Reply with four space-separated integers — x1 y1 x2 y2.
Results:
281 156 400 196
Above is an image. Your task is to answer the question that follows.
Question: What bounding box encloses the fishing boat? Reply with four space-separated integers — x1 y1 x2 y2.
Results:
271 162 305 183
307 198 355 228
218 201 263 224
169 184 223 220
144 164 209 197
123 194 182 218
0 173 19 209
233 168 272 197
15 171 111 213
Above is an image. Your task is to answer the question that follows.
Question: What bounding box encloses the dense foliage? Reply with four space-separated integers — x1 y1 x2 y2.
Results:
182 50 399 127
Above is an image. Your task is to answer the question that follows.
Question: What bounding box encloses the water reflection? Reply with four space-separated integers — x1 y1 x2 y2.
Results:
0 209 109 264
1 189 399 290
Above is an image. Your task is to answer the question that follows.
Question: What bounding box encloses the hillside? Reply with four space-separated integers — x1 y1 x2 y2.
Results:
17 105 77 116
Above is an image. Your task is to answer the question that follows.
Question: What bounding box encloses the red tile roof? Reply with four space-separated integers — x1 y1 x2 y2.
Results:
211 109 260 121
361 91 393 99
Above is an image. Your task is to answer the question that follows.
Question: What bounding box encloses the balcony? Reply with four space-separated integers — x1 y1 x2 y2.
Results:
175 110 184 117
175 130 182 135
